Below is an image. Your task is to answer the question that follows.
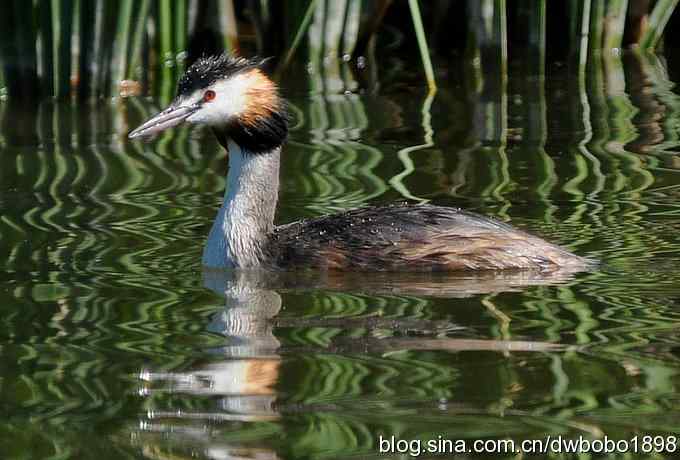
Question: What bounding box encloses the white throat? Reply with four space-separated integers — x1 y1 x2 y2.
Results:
202 140 280 268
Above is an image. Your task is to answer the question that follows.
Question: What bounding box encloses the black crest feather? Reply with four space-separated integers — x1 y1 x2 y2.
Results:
177 54 262 97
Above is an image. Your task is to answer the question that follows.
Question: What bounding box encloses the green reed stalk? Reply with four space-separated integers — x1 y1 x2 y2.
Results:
569 0 591 76
341 0 362 88
306 0 325 94
588 0 605 54
279 0 318 74
159 0 174 103
112 0 134 93
53 0 74 98
466 0 507 145
341 0 361 57
218 0 239 53
408 0 436 91
172 0 188 81
640 0 679 49
159 0 173 62
602 0 628 50
519 0 546 145
324 0 347 92
175 0 188 56
532 0 546 69
126 0 151 81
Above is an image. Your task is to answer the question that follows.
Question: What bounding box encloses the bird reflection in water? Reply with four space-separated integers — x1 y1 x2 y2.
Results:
132 267 582 459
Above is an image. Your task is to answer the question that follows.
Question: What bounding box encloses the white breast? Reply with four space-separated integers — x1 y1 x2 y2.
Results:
202 140 280 268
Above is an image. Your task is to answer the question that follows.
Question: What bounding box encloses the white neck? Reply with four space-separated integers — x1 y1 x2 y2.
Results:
202 140 280 268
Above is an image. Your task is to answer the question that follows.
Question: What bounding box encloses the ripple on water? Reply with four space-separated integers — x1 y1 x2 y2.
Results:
3 52 680 458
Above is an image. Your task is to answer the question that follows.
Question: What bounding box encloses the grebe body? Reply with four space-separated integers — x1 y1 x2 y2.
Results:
129 54 589 272
268 203 585 271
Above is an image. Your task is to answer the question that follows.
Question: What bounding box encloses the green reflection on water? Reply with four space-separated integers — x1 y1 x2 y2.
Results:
2 50 680 460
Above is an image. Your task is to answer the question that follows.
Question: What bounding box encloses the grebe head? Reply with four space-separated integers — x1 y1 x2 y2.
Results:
128 54 288 153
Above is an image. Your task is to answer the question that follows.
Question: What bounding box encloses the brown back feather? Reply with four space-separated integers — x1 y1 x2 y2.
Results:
265 203 589 272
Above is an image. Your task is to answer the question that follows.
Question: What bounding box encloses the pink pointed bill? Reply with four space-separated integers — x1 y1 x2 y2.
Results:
128 103 199 139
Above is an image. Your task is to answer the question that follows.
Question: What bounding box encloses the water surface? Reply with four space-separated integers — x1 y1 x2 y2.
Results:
2 51 680 459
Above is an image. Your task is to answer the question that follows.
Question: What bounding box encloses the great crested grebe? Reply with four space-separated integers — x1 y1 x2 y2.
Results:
129 54 589 272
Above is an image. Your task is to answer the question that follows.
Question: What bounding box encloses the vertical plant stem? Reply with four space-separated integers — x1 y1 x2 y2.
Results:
278 0 318 74
640 0 679 49
588 0 605 54
324 0 347 93
603 0 628 50
175 0 187 55
218 0 239 53
467 0 507 145
519 0 546 144
573 0 591 76
341 0 361 57
341 0 361 90
126 0 151 81
159 0 173 62
173 0 188 77
408 0 436 91
306 0 325 94
112 0 133 93
93 0 106 96
159 0 174 103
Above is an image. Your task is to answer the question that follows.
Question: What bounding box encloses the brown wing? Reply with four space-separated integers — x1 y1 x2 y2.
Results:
266 203 590 272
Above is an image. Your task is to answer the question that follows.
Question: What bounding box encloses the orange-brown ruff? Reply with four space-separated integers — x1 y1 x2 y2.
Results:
129 54 591 273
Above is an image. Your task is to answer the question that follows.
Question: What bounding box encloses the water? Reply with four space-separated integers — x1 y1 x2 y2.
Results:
3 51 680 459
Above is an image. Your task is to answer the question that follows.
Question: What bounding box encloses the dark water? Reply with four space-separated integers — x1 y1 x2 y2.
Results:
3 51 680 459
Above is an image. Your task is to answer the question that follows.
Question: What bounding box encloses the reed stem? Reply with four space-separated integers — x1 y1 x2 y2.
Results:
640 0 679 49
126 0 151 81
159 0 174 103
278 0 318 74
408 0 436 91
1 1 679 99
588 0 605 55
218 0 239 53
112 0 133 93
603 0 628 50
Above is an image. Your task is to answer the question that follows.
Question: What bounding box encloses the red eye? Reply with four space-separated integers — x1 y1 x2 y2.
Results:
203 90 216 102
